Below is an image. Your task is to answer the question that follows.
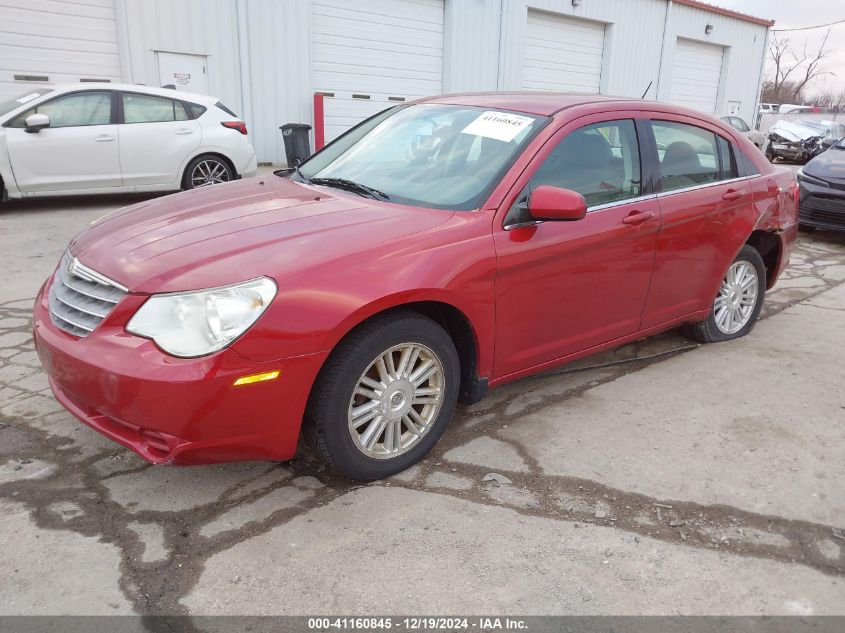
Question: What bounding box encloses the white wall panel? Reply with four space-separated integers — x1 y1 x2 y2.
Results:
115 0 242 118
0 0 770 163
312 0 444 143
669 38 724 113
0 0 122 99
498 0 669 98
522 10 605 93
443 0 500 92
238 0 312 165
659 1 769 125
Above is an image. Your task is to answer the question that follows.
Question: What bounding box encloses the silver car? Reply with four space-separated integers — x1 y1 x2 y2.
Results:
720 116 765 150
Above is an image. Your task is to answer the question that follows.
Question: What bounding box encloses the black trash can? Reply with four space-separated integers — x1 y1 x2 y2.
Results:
279 123 312 167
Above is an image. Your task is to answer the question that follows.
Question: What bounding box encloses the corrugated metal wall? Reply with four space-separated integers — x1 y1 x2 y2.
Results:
237 0 312 165
0 0 122 100
659 1 768 125
496 0 669 98
114 0 243 119
443 0 500 92
1 0 771 163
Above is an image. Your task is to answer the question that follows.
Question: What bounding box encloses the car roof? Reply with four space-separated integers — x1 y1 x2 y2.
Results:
45 82 218 105
417 91 637 116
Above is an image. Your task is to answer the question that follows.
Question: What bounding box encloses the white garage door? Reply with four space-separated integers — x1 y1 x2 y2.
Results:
522 10 605 93
669 38 724 113
312 0 444 143
0 0 122 100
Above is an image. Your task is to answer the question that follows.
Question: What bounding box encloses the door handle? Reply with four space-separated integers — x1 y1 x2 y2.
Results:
766 179 781 195
621 210 655 226
175 128 194 135
95 134 115 142
722 189 746 201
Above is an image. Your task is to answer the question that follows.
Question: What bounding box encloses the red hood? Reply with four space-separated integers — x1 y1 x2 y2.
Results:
70 177 454 293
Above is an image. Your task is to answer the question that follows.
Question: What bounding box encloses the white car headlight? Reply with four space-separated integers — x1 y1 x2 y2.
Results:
126 277 277 358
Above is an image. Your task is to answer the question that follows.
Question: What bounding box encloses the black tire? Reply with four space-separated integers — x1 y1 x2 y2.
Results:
764 145 776 162
683 245 766 344
307 310 460 480
183 154 234 190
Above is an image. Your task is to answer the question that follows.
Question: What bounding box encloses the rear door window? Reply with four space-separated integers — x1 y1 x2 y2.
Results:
716 136 739 179
652 121 720 192
122 93 189 123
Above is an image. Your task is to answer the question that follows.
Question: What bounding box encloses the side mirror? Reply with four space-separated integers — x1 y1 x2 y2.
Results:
25 113 50 133
528 185 587 222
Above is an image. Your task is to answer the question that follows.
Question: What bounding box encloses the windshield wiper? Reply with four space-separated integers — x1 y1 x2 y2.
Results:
309 177 390 201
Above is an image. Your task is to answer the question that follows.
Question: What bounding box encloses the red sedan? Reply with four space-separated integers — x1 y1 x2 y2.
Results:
33 93 798 480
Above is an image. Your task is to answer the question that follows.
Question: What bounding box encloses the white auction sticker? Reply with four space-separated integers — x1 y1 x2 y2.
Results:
461 110 534 143
15 92 41 104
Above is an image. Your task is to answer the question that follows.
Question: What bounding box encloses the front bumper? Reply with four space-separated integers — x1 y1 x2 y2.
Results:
33 277 327 465
798 181 845 231
770 143 810 162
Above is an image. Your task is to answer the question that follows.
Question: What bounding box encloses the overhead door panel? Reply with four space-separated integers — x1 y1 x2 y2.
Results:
312 0 444 142
669 38 724 113
0 0 122 100
522 10 605 93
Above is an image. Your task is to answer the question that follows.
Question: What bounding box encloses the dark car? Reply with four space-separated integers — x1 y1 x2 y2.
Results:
797 138 845 230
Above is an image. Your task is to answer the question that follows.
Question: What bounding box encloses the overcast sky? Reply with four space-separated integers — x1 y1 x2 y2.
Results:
719 0 844 96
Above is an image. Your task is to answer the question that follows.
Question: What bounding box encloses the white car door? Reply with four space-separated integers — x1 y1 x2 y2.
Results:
5 90 121 193
117 92 201 187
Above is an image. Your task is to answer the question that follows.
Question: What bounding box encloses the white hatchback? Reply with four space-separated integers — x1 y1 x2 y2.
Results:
0 83 257 200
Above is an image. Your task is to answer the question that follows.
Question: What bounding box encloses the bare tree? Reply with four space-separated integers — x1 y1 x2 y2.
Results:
761 80 805 105
766 29 833 103
813 89 845 112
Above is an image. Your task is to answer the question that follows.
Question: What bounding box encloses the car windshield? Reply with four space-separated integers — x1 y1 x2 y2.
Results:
0 89 51 118
295 104 547 210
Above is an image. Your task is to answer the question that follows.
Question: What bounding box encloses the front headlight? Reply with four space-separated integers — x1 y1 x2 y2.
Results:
126 277 277 357
796 168 828 187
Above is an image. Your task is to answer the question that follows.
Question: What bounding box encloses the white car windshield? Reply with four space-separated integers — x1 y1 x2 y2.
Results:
0 89 52 118
296 104 546 210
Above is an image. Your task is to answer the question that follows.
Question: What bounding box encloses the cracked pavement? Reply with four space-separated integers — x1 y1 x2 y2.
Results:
1 182 844 618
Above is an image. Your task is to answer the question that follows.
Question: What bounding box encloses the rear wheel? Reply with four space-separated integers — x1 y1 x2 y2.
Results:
308 311 460 480
684 245 766 344
183 155 233 189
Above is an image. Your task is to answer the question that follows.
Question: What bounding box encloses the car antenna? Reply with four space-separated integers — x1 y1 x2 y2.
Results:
641 81 653 100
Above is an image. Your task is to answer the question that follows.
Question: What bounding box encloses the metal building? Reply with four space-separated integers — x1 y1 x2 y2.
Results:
0 0 773 165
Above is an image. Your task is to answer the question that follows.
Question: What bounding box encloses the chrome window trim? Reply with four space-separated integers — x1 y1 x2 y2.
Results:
588 193 657 213
655 176 750 199
503 193 658 230
502 173 752 231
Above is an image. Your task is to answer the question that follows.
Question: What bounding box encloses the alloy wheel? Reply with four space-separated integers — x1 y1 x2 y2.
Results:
347 343 444 459
714 260 759 335
191 159 231 188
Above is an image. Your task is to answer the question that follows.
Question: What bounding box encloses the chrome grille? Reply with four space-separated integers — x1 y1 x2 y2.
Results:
48 251 128 337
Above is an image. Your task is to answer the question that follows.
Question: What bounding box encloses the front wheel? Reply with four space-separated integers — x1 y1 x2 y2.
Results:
307 311 460 480
765 145 776 162
683 245 766 344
